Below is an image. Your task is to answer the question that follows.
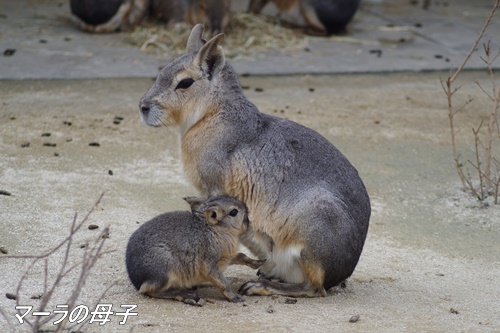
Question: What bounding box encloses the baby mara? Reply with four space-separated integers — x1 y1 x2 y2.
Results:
126 196 263 304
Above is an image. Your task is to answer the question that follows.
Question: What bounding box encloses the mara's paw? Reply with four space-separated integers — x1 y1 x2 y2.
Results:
250 259 267 269
238 281 273 296
256 269 272 280
230 295 245 303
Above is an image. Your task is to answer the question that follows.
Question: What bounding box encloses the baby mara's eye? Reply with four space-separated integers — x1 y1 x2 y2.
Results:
175 77 194 90
229 209 238 217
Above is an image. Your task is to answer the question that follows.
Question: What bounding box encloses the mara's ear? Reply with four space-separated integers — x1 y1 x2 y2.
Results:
184 196 205 212
192 33 226 80
186 24 206 53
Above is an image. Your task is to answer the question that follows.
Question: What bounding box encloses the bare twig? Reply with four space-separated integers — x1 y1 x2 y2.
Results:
442 0 500 202
484 87 500 189
472 121 485 199
448 1 499 84
1 193 114 332
2 193 104 260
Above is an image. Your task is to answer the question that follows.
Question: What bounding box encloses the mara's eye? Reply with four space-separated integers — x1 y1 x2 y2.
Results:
211 211 217 219
229 209 238 217
175 78 194 90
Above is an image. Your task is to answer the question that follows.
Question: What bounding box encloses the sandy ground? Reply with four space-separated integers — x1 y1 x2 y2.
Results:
1 72 499 332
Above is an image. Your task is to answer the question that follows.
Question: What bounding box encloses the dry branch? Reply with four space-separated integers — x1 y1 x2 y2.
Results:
0 193 115 332
442 0 500 202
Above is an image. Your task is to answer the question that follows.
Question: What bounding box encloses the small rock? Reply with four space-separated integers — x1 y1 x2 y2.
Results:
54 152 59 157
20 142 30 148
255 87 264 92
43 142 56 147
88 224 99 230
0 190 11 196
41 132 51 137
349 315 360 323
108 170 113 175
3 49 16 57
271 295 279 300
65 138 72 142
0 246 8 254
6 293 17 300
284 298 297 304
31 293 43 300
450 308 459 315
266 305 274 313
80 243 89 249
89 142 100 147
113 116 124 125
308 88 315 92
63 121 72 126
184 298 206 306
369 49 382 57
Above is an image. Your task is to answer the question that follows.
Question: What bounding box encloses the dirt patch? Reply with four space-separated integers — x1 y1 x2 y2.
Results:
0 72 499 332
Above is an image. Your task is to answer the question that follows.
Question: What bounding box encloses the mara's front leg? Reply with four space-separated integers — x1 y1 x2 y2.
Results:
238 243 327 297
238 255 327 297
239 280 326 297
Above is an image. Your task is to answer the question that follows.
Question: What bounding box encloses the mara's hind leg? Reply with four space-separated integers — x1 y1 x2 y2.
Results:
230 252 266 269
206 269 245 303
238 263 327 297
146 288 204 306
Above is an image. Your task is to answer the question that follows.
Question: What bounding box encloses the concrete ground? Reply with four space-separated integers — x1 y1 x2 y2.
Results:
0 0 499 78
1 1 500 333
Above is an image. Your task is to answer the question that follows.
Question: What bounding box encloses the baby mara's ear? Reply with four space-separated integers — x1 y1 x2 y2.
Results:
184 196 205 212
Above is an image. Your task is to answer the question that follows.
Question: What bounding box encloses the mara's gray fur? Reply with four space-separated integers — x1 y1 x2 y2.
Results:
139 24 370 297
125 196 263 304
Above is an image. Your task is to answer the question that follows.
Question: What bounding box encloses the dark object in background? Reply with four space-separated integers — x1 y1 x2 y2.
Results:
69 0 148 33
248 0 361 35
70 0 125 26
69 0 230 33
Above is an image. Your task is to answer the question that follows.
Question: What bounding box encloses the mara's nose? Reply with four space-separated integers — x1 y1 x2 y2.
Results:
139 102 150 115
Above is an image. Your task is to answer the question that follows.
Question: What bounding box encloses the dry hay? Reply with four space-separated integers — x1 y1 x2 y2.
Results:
125 12 308 60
